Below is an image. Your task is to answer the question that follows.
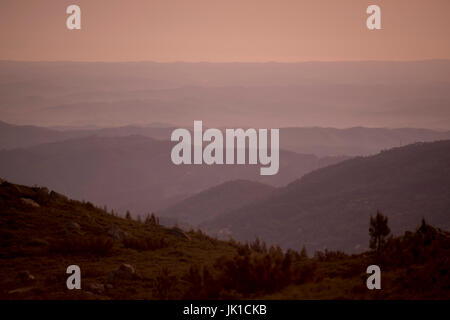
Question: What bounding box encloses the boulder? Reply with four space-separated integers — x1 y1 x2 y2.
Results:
108 263 136 283
85 282 105 294
20 198 40 208
38 187 49 195
107 225 129 240
49 190 67 201
67 221 81 231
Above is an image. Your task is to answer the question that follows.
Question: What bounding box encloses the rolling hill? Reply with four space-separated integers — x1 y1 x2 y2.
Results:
279 127 450 156
0 135 340 216
201 140 450 253
0 121 81 150
0 120 176 150
1 179 449 299
159 180 276 226
2 120 450 157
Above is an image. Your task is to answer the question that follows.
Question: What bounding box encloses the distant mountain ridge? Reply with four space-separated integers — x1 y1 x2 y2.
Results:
0 120 176 150
2 61 450 129
202 140 450 253
160 180 276 226
280 127 450 156
2 120 449 157
0 135 340 216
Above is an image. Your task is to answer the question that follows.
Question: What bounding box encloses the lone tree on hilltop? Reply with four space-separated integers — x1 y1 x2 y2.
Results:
369 210 391 255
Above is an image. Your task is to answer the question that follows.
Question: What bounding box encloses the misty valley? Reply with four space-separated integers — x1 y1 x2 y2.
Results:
170 121 280 175
0 61 449 300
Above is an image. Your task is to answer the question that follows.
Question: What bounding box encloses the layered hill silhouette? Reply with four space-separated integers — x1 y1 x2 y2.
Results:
202 140 450 253
0 135 341 216
2 61 450 129
280 127 450 156
0 120 175 150
160 180 276 226
0 121 80 150
2 120 449 157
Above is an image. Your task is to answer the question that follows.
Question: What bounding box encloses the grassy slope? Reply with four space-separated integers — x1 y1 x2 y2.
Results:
1 180 449 300
0 181 236 299
203 140 450 252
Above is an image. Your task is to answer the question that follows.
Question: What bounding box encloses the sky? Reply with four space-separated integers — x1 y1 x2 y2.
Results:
0 0 449 62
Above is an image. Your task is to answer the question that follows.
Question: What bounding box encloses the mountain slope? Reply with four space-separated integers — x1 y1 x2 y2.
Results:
0 179 237 299
1 179 449 300
0 120 177 150
280 127 450 156
3 120 449 158
0 121 81 150
160 180 276 226
202 140 450 252
0 135 337 215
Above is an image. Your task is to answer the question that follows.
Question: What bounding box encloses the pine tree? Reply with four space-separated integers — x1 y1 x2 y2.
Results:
144 212 159 225
125 210 132 220
300 245 308 259
369 210 391 255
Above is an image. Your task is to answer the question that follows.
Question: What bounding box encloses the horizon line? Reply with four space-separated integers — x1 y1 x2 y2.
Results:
1 119 449 133
1 58 450 64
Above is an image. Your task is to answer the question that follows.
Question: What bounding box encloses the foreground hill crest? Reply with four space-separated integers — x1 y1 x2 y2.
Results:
1 178 449 299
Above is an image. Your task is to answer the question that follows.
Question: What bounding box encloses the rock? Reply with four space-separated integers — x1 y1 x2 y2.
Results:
38 187 49 195
85 282 105 294
8 287 35 295
20 198 40 208
107 225 129 240
67 221 81 231
108 263 136 283
168 227 191 241
49 190 67 201
17 271 36 284
105 284 114 290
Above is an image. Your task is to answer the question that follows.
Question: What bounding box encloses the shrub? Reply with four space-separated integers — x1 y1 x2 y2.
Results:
183 248 307 298
122 236 168 251
49 236 113 256
153 267 177 299
314 249 348 262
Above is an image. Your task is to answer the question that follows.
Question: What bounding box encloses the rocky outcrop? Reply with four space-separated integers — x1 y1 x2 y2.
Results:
107 225 129 240
49 190 68 201
20 198 40 208
108 264 137 283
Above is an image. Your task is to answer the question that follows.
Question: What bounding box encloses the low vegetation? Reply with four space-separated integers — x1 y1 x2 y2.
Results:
0 180 449 299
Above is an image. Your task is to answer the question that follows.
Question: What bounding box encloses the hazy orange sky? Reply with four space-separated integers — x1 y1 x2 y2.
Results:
0 0 449 62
